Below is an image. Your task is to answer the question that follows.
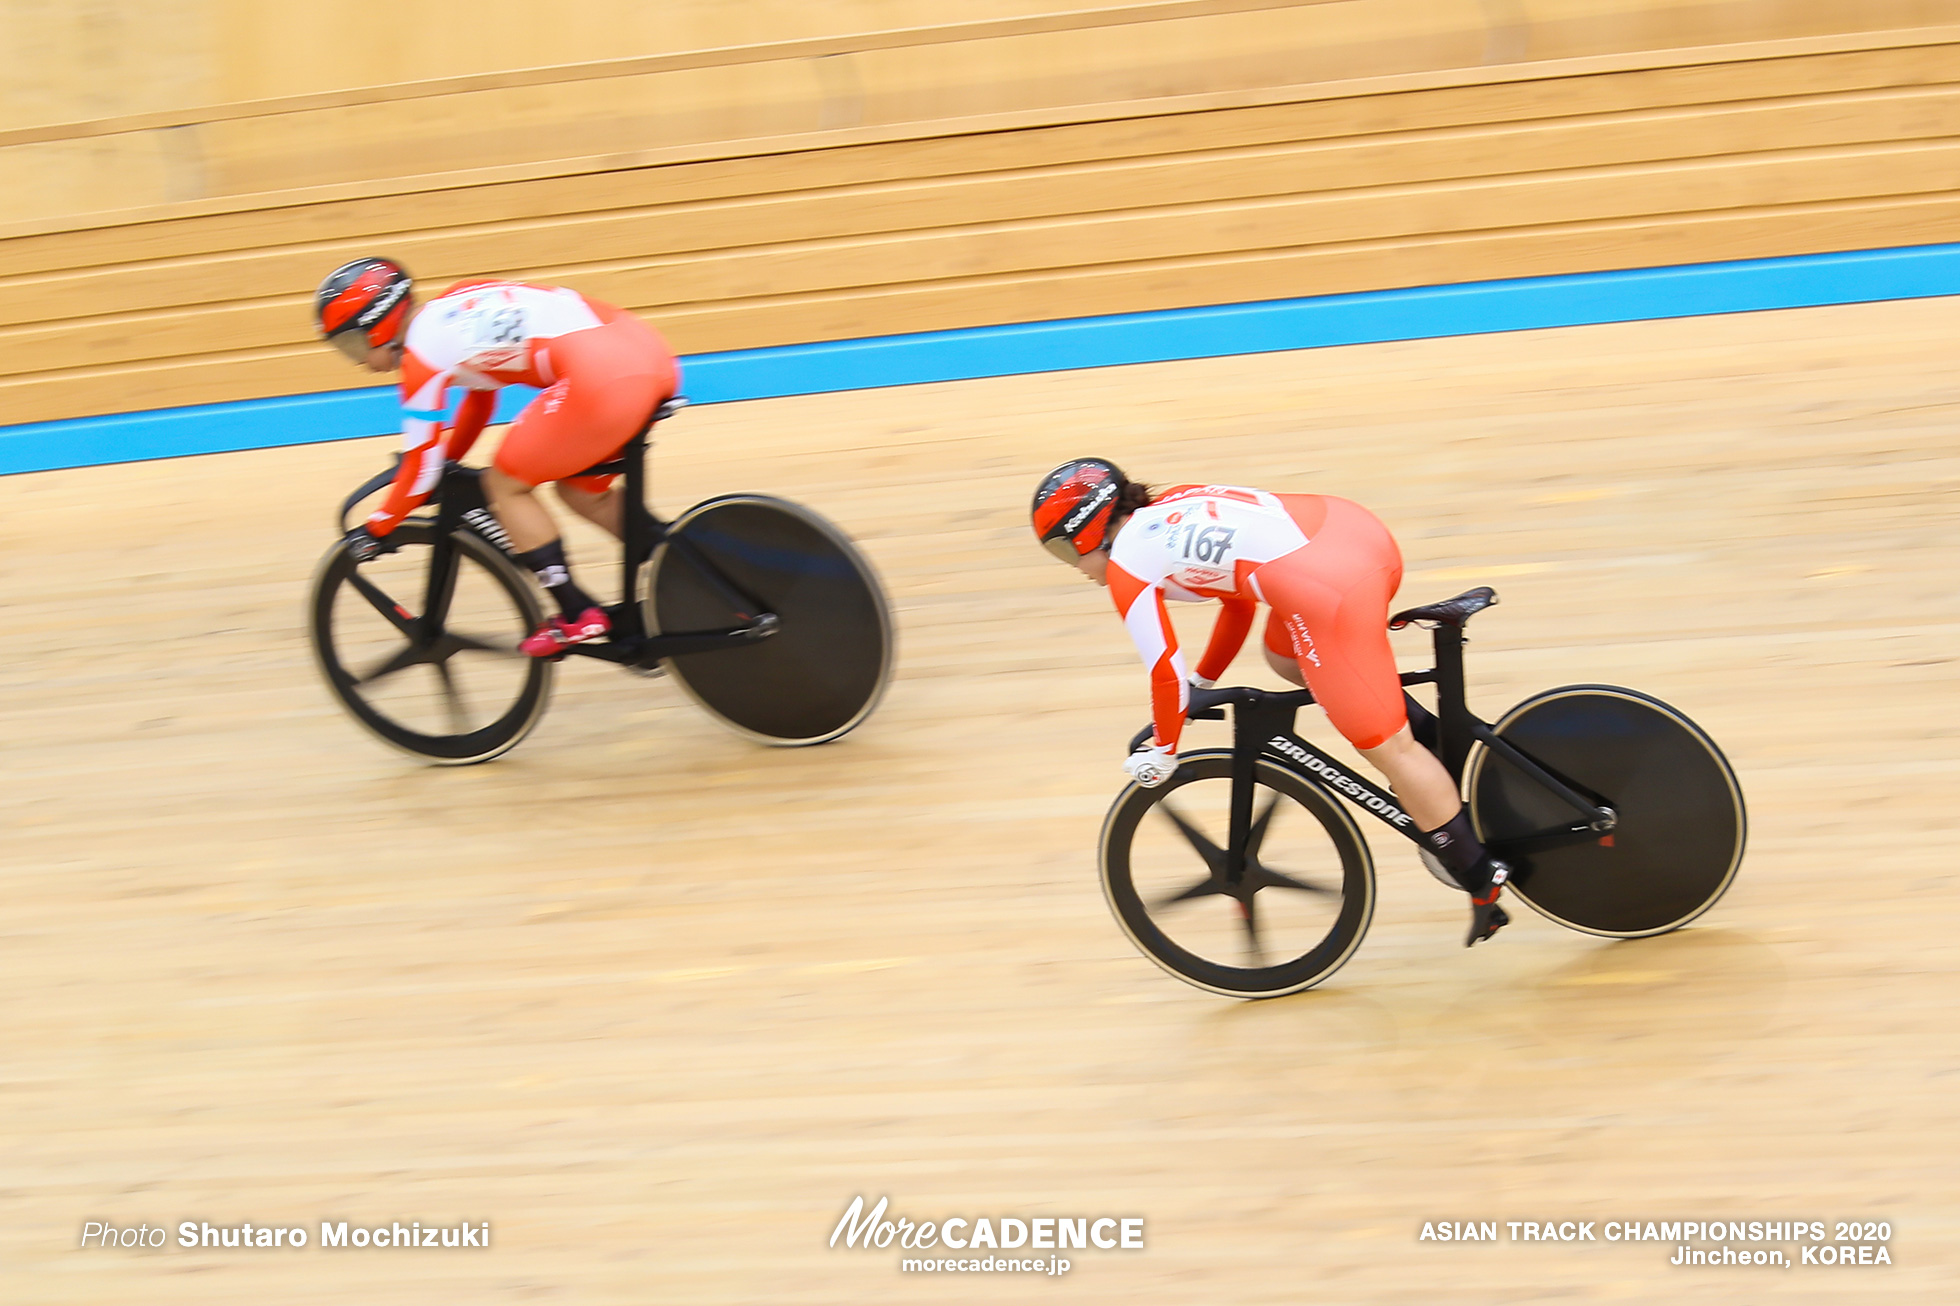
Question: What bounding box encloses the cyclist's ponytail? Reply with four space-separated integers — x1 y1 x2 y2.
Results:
1115 478 1156 514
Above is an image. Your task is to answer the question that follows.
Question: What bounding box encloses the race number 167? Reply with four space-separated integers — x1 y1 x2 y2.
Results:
1175 525 1236 564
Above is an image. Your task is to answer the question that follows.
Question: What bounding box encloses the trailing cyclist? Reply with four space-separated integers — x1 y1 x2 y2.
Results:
1031 458 1511 946
315 257 679 657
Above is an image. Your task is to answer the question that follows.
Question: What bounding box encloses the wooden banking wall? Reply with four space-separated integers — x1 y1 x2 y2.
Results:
1 7 1958 428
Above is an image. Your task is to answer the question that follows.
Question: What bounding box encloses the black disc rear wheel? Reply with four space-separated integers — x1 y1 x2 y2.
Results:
1099 751 1376 998
309 522 552 764
1465 685 1745 937
642 495 892 745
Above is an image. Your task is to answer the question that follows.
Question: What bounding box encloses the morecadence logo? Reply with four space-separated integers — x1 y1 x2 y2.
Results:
830 1196 1143 1277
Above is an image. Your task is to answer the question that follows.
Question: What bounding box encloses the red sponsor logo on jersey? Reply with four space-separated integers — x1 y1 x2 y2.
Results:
1156 484 1260 507
1284 613 1322 666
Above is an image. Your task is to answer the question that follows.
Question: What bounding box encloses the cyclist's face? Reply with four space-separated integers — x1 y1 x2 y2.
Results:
1073 513 1131 585
328 297 414 372
361 339 406 373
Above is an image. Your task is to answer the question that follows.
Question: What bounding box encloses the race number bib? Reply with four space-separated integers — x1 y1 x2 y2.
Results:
1167 522 1239 591
459 300 529 370
1170 522 1237 566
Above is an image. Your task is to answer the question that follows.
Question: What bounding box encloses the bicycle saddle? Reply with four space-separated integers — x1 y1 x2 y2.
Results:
1389 586 1498 630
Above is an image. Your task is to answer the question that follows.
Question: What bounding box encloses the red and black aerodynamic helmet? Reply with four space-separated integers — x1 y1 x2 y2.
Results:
315 257 414 362
1032 458 1126 563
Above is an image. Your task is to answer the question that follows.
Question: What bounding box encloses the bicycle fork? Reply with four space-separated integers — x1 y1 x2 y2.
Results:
418 487 472 639
1223 696 1293 886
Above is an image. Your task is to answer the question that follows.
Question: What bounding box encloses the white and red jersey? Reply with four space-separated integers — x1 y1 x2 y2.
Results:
367 280 622 534
1106 485 1316 749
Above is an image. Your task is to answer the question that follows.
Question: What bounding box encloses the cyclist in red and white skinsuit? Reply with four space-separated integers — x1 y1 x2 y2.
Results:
315 257 679 655
1031 459 1511 946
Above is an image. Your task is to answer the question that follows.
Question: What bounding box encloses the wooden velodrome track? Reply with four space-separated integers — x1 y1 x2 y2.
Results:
3 297 1955 1303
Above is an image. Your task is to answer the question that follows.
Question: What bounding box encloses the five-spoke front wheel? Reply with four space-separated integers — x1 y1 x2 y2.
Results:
1098 750 1376 998
309 522 553 764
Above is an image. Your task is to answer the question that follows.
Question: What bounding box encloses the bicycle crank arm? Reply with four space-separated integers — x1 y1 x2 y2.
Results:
563 613 782 667
640 621 781 660
1489 818 1617 858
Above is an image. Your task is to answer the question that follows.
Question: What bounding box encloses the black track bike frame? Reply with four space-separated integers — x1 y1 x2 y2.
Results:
1135 621 1619 885
336 400 779 671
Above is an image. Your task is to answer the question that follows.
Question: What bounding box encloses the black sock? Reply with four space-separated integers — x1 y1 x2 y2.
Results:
517 540 597 618
1420 808 1487 889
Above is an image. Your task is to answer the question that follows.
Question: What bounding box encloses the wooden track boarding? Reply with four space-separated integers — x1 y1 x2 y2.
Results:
2 298 1954 1302
5 9 1960 427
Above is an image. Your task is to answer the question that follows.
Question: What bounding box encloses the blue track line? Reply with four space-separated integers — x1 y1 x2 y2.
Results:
5 242 1957 477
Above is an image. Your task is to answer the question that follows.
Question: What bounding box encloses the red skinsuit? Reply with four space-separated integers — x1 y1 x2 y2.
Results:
1106 485 1407 752
366 280 679 536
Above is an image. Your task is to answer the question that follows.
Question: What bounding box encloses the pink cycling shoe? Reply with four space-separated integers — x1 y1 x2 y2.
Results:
519 606 611 658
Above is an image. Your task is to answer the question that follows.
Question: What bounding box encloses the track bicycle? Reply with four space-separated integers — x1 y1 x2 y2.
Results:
1098 587 1746 998
308 398 894 763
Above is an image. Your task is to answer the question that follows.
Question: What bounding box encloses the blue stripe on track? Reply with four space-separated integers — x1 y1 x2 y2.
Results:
5 242 1957 476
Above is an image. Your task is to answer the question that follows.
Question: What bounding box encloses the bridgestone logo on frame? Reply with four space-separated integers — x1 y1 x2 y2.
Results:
1266 735 1411 828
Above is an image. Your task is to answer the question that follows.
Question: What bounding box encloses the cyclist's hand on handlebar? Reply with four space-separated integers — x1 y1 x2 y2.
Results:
343 524 396 564
1124 740 1179 788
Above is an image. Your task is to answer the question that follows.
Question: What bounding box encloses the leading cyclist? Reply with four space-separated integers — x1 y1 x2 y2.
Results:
314 257 680 657
1032 458 1511 946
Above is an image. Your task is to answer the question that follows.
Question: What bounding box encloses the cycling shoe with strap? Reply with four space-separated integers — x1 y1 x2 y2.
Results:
520 606 611 658
1461 855 1511 948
